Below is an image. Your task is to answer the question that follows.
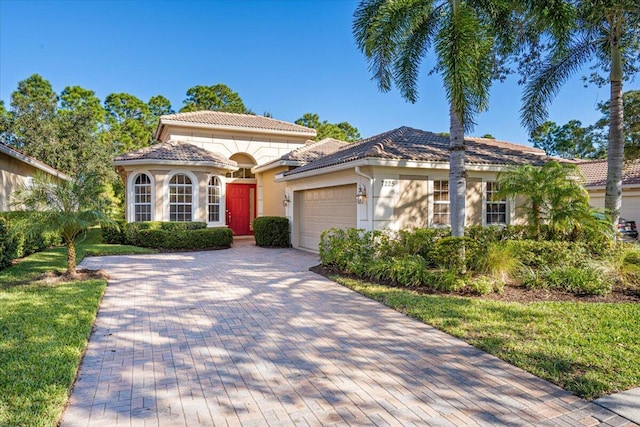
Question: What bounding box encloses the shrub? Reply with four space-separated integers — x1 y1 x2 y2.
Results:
101 220 127 244
468 276 495 295
394 228 450 262
506 240 585 269
132 227 233 250
432 236 467 272
471 242 523 282
253 217 290 247
545 266 612 296
320 228 377 272
597 243 640 289
0 212 62 270
433 270 467 292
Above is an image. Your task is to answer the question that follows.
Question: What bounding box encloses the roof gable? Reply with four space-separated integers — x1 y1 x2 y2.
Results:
284 126 550 176
114 141 237 169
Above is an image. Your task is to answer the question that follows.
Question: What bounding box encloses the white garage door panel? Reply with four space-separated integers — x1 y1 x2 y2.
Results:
298 185 357 251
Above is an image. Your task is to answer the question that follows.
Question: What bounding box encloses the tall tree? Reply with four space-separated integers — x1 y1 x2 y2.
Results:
521 0 640 226
0 100 10 145
8 74 59 161
104 93 154 153
353 0 516 237
295 113 361 142
180 84 249 114
530 119 605 159
594 89 640 160
148 95 174 120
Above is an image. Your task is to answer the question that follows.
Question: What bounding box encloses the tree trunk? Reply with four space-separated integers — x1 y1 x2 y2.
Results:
605 28 624 228
67 240 77 277
449 105 466 237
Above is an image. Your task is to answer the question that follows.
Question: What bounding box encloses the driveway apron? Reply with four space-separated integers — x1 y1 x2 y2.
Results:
61 240 635 426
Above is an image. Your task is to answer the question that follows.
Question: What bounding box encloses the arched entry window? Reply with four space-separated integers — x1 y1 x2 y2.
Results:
133 173 152 222
208 176 221 222
169 174 192 221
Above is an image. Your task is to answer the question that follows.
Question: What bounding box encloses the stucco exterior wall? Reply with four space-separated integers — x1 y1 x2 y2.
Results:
259 166 288 217
1 153 39 211
587 187 640 221
119 164 229 225
162 127 308 167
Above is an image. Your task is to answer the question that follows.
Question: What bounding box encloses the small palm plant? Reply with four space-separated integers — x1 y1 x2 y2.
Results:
496 161 606 240
11 172 114 276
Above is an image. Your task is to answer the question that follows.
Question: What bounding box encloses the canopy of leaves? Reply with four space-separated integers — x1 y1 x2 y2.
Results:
295 113 361 142
594 90 640 160
530 120 605 159
180 84 249 114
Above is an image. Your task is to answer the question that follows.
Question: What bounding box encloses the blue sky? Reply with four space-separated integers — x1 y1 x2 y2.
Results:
1 0 636 145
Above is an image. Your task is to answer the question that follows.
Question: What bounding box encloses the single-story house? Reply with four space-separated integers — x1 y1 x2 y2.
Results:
578 159 640 222
115 112 558 251
276 126 552 251
0 143 70 212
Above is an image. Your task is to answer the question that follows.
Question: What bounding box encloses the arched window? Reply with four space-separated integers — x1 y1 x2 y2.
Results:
169 174 192 221
133 174 152 222
208 176 221 222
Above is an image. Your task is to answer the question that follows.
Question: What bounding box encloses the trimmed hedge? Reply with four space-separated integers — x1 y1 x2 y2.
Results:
253 217 290 247
102 221 232 250
0 212 62 270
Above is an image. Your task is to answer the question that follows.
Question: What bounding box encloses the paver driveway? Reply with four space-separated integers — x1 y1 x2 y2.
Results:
62 240 634 427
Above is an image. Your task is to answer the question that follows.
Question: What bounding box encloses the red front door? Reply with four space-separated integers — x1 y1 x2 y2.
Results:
226 184 256 235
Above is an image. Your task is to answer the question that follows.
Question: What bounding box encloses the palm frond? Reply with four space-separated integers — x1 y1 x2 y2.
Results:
521 37 597 132
393 3 441 103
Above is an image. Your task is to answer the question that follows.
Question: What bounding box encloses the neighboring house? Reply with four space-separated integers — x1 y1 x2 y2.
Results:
276 126 550 251
115 111 318 235
578 159 640 221
0 143 70 212
115 112 556 251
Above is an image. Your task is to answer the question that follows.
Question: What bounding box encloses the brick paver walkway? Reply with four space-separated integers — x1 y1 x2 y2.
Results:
61 240 635 426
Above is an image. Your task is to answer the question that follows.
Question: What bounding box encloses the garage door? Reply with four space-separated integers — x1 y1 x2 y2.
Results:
296 184 357 251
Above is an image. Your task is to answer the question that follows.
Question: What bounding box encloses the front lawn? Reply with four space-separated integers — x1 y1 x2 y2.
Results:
0 228 153 426
332 275 640 400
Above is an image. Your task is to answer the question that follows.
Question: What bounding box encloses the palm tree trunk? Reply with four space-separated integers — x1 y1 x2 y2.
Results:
449 105 466 237
67 240 77 276
605 40 624 228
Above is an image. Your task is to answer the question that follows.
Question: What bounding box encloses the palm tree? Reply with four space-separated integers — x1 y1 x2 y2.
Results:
496 161 596 239
12 173 114 276
521 0 640 228
353 0 518 237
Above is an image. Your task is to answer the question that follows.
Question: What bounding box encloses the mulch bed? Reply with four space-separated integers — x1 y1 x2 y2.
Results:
37 269 110 284
310 264 640 304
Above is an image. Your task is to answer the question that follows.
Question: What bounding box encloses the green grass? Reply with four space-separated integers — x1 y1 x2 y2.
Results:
333 275 640 400
0 228 154 287
0 228 154 426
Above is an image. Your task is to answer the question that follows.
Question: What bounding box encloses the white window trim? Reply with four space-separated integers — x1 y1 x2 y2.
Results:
206 174 226 227
127 171 155 223
482 180 510 226
163 170 199 222
432 179 450 227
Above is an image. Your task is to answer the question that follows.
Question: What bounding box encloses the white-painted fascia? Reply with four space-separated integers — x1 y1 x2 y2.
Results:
276 158 513 182
252 160 303 174
113 159 238 170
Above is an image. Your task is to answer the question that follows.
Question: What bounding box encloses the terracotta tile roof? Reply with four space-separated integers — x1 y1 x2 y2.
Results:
114 141 237 168
158 111 317 135
577 159 640 186
281 138 349 162
284 126 550 176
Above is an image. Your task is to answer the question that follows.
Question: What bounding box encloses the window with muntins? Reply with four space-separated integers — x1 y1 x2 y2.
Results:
208 176 221 222
133 174 152 222
169 174 192 222
433 180 450 225
486 181 507 224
